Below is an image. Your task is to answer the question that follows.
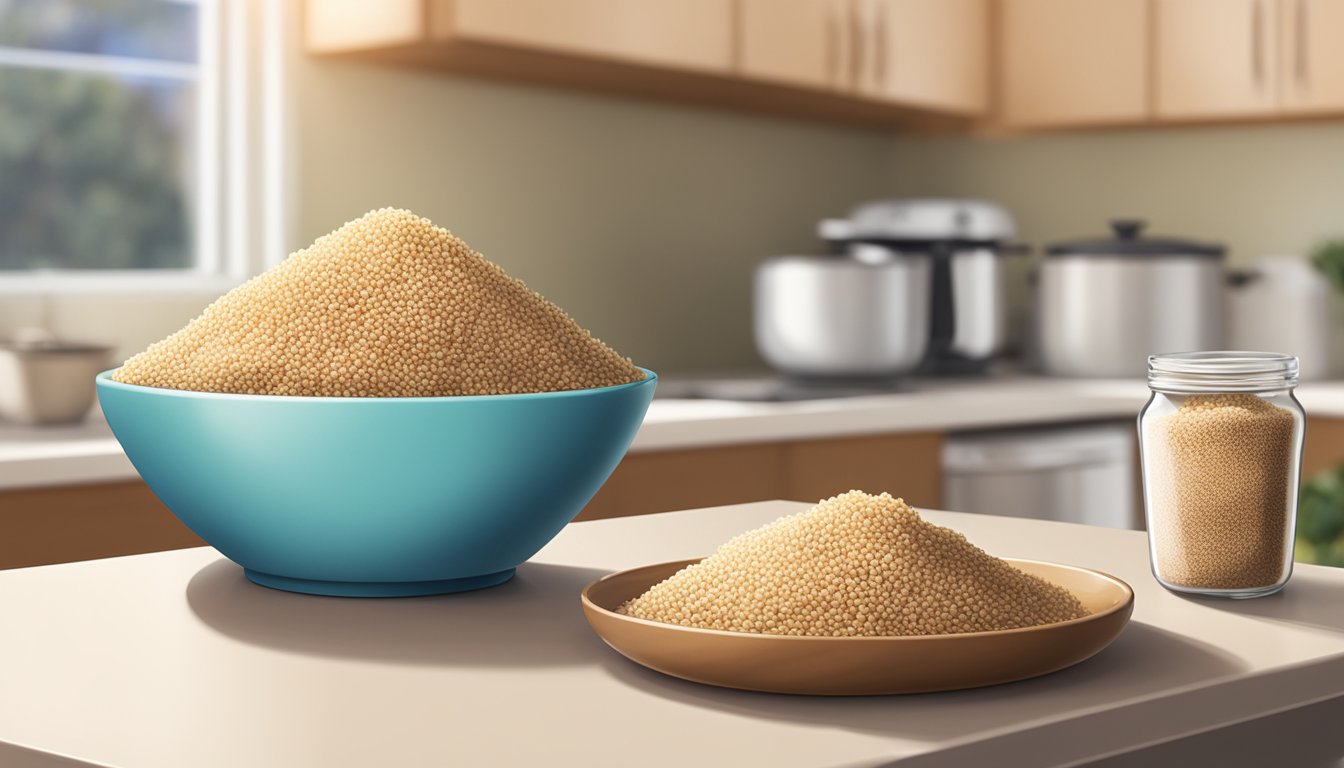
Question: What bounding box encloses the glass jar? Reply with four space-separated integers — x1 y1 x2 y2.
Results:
1138 352 1305 598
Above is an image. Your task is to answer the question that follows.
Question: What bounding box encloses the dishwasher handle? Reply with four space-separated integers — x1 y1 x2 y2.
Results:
943 432 1133 474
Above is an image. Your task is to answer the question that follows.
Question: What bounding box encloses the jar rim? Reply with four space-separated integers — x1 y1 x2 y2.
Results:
1148 351 1298 393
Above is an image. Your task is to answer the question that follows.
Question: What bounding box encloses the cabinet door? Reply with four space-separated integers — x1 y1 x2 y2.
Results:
999 0 1149 128
866 0 988 114
739 0 849 90
1155 0 1279 119
1279 0 1344 113
450 0 734 73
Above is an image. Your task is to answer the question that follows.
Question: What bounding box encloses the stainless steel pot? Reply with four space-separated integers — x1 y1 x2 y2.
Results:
754 199 1020 379
816 199 1018 374
941 246 1009 365
1038 220 1225 378
0 339 113 424
754 247 931 379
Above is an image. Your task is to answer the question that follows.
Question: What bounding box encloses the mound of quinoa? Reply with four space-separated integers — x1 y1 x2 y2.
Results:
112 208 643 397
619 491 1088 637
1143 393 1297 590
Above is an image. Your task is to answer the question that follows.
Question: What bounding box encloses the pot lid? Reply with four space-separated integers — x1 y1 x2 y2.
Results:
1046 219 1225 258
818 198 1016 243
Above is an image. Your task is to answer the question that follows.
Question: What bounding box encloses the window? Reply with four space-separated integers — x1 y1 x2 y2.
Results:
0 0 285 288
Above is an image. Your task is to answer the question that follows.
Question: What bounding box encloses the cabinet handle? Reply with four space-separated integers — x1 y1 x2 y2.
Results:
1297 0 1310 86
874 0 887 91
1251 0 1265 88
850 0 864 90
825 0 839 86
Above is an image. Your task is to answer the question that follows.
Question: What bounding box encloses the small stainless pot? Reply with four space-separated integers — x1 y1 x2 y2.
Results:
934 245 1009 367
1038 220 1225 378
0 341 114 424
817 198 1019 374
754 247 931 379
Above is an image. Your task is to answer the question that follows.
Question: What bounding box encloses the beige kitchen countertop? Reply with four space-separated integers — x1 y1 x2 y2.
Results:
7 376 1344 490
3 500 1343 768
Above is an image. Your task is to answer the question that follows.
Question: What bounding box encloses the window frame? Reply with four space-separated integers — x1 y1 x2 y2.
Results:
0 0 288 294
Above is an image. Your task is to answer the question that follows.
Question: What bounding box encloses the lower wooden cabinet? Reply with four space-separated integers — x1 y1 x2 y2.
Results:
1 432 944 569
9 418 1339 570
1303 416 1344 480
577 431 944 520
0 481 203 570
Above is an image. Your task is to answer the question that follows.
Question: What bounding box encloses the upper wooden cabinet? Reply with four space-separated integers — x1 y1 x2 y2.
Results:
308 0 1342 129
449 0 733 73
999 0 1150 128
1155 0 1279 119
306 0 426 51
1278 0 1344 113
1002 0 1344 128
308 0 733 73
738 0 846 91
865 0 989 115
307 0 984 126
737 0 988 114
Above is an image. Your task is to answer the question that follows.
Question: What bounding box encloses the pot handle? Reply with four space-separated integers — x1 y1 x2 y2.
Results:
1227 268 1262 288
1110 219 1146 240
928 246 956 360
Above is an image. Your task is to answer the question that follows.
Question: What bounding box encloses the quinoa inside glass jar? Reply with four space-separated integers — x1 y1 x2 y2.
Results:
1139 352 1305 598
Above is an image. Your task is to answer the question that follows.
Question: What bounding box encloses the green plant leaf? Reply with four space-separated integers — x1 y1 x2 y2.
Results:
1310 239 1344 294
1297 466 1344 566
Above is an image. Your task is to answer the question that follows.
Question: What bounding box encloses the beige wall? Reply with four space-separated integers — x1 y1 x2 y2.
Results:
289 58 891 373
11 20 1344 374
3 20 891 372
889 123 1344 265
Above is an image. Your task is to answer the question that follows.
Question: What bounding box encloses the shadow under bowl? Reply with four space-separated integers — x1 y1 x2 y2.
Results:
96 369 656 597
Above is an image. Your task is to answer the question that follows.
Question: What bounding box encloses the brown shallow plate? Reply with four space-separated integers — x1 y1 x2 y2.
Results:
581 558 1134 696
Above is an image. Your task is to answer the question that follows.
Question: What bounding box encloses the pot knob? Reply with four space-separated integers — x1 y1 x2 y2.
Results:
1110 219 1147 240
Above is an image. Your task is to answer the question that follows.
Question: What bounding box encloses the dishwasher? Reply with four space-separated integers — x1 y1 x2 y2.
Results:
942 421 1139 530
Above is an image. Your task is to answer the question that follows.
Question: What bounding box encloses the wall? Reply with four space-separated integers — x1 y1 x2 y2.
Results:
1 18 892 373
10 18 1344 373
888 122 1344 363
889 123 1344 264
0 293 219 363
289 57 891 373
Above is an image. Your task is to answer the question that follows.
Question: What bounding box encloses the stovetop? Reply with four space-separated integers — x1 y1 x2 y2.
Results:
653 375 917 402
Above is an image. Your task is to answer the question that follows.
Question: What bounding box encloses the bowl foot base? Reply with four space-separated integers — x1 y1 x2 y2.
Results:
243 567 516 597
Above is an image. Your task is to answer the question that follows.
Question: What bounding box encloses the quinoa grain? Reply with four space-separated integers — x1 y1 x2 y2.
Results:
1143 394 1297 590
618 491 1088 637
111 208 644 397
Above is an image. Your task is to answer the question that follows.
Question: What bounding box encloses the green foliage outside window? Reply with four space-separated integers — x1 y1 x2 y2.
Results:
0 67 191 270
0 0 198 271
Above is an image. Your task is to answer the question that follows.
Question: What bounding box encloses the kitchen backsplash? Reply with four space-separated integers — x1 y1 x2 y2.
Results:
888 122 1344 264
288 28 892 375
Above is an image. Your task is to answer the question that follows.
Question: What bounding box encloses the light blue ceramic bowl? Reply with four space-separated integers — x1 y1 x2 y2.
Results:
96 369 656 597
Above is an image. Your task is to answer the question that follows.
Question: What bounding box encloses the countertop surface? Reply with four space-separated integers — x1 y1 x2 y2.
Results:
3 501 1343 768
7 376 1344 490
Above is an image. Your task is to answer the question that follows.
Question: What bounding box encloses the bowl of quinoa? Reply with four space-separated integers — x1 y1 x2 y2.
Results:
98 208 655 597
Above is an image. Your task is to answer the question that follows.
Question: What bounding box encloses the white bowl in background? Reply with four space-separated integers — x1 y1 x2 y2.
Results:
0 342 113 424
